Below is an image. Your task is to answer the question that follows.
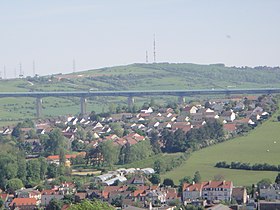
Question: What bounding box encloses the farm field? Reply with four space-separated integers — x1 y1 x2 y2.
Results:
162 109 280 186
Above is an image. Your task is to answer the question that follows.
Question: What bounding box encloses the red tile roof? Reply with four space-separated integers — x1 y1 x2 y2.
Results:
166 188 179 199
235 118 250 124
172 123 192 133
183 181 233 191
139 113 150 118
114 138 127 146
182 183 204 192
202 181 232 189
126 137 138 145
41 189 58 195
10 198 37 206
223 124 237 132
47 154 77 160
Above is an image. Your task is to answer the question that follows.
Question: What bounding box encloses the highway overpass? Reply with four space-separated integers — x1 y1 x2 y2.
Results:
0 88 279 118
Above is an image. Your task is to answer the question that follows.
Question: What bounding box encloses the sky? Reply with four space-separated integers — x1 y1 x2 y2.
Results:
0 0 280 78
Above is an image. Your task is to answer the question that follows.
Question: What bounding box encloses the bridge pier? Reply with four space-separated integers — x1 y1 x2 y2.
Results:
178 96 185 105
80 97 87 116
36 97 43 118
127 96 135 108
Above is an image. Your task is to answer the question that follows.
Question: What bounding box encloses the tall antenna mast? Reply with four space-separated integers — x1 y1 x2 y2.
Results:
33 60 35 76
4 66 6 79
153 34 156 63
146 51 148 63
19 62 22 76
73 59 76 73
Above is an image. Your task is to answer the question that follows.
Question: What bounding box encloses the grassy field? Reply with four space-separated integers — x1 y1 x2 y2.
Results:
162 110 280 186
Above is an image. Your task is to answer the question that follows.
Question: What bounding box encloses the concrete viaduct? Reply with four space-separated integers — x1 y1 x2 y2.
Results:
1 88 280 118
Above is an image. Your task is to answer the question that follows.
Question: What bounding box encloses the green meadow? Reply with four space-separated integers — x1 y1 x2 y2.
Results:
162 110 280 186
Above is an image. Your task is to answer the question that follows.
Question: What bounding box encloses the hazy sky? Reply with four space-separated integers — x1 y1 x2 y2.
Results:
0 0 280 78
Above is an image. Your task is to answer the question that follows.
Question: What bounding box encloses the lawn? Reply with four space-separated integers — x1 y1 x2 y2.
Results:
162 110 280 186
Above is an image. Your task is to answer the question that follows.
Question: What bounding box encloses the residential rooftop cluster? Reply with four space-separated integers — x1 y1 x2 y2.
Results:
0 94 278 209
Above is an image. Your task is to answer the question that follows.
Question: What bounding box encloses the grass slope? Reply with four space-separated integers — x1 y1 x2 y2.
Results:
162 110 280 186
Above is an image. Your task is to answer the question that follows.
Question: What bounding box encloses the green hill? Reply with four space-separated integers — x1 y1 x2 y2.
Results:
1 63 280 122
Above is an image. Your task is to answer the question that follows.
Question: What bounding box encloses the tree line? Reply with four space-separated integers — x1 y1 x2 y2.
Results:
86 139 154 167
161 119 224 153
215 161 280 172
0 148 67 192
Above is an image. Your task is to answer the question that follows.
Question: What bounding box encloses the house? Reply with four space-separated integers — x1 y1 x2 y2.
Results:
171 122 192 133
158 122 172 130
41 190 64 206
220 111 236 122
223 124 237 134
176 116 190 122
190 113 204 123
123 133 146 143
184 106 198 114
211 103 224 113
58 182 77 194
100 185 129 200
183 181 233 202
46 154 78 165
259 183 280 200
182 182 204 201
127 176 147 185
146 191 166 205
232 187 247 204
113 138 127 146
234 101 245 111
10 198 38 210
15 189 41 201
204 111 219 119
202 180 233 201
165 188 180 205
235 118 255 125
63 133 75 142
92 122 103 130
140 107 153 114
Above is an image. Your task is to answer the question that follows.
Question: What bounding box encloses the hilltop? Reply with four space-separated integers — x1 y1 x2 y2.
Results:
2 63 280 92
0 62 280 122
